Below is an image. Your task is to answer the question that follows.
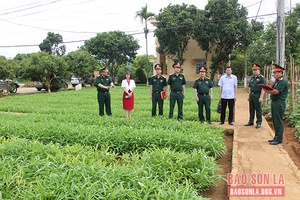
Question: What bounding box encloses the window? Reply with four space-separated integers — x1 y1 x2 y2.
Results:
195 60 206 74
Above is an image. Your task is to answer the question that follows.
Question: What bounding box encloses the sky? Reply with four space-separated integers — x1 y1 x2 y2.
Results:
0 0 297 59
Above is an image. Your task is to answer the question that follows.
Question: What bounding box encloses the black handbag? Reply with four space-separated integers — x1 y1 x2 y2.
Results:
217 100 222 114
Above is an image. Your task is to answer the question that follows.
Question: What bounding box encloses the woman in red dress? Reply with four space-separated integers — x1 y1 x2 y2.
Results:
121 71 136 118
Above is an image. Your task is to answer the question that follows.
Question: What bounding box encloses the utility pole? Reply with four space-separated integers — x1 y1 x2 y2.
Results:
276 0 285 67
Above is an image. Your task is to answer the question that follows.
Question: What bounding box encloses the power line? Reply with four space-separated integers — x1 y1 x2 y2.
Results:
0 12 277 49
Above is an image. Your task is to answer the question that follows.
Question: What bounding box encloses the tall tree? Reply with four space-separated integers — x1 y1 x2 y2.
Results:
39 32 66 56
155 3 197 64
64 49 99 79
135 4 155 83
285 3 300 67
131 54 155 83
193 0 249 79
84 31 140 81
20 52 67 90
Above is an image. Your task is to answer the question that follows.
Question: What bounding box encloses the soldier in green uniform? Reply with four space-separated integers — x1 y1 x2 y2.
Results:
149 64 167 116
244 64 266 128
193 66 213 124
167 62 186 120
94 67 115 116
262 64 289 145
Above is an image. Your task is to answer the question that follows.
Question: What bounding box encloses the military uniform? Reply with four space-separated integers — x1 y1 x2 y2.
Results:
193 67 213 124
247 72 266 127
168 63 186 120
270 70 289 144
94 69 113 116
150 74 167 116
193 76 213 123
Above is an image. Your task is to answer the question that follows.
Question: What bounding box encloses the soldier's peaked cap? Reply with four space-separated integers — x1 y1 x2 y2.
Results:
272 64 285 72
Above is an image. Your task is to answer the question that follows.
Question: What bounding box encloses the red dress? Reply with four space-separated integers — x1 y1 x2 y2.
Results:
122 80 134 110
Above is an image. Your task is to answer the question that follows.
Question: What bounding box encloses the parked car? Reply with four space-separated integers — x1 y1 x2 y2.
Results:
0 79 19 93
71 75 85 87
84 76 95 86
35 78 68 92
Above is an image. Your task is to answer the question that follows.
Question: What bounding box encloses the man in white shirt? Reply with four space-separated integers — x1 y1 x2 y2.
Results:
218 66 237 125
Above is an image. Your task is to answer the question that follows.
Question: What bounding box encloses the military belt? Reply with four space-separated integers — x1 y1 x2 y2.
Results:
100 91 109 94
271 99 284 102
171 90 182 93
198 93 209 96
153 91 161 94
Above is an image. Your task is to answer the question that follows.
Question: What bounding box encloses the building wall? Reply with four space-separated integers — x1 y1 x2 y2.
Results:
154 38 218 85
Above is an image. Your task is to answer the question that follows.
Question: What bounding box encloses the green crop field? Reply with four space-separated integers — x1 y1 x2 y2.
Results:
0 86 226 199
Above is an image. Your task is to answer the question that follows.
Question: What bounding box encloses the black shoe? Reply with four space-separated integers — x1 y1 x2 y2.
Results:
256 124 261 128
268 139 274 142
207 121 212 125
200 121 204 124
269 141 282 145
244 122 254 126
219 122 224 125
229 122 234 125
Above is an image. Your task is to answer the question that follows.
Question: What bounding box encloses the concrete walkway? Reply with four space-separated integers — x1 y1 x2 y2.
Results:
221 88 300 200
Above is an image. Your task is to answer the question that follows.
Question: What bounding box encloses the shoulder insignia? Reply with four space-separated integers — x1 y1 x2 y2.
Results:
196 77 200 80
152 75 156 77
205 77 210 80
260 75 264 77
180 73 185 76
162 75 166 78
169 73 174 76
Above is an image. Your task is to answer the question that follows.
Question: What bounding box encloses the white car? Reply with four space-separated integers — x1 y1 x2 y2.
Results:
71 75 84 87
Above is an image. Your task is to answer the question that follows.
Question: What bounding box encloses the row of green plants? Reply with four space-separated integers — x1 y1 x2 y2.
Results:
0 86 226 199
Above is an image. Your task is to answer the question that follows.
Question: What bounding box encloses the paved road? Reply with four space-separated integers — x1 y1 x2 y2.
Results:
17 87 46 94
227 88 300 200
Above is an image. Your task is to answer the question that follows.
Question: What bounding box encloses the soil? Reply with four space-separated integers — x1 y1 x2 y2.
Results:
201 131 233 200
202 122 300 200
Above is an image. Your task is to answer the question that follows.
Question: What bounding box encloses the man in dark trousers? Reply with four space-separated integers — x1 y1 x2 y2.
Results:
262 64 289 145
149 64 167 116
193 66 213 124
218 66 238 125
167 62 186 121
245 64 266 128
94 67 115 116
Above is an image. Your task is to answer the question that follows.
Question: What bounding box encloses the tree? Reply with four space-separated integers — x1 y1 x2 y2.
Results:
155 3 197 64
131 54 155 83
20 52 67 91
285 4 300 68
135 4 155 84
135 67 147 84
84 31 140 81
0 56 18 80
64 49 100 79
39 32 66 56
247 23 276 68
193 0 249 79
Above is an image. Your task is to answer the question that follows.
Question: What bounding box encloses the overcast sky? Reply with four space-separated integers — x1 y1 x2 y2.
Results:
0 0 296 59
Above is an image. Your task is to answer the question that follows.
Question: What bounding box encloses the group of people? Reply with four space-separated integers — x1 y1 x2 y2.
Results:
94 67 136 118
94 62 289 145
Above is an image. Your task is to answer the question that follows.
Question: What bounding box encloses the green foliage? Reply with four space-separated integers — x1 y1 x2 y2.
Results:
155 3 197 63
193 0 250 79
0 86 226 198
135 67 147 84
39 32 66 56
84 31 140 81
0 56 18 80
64 49 100 79
18 52 68 87
131 54 154 80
